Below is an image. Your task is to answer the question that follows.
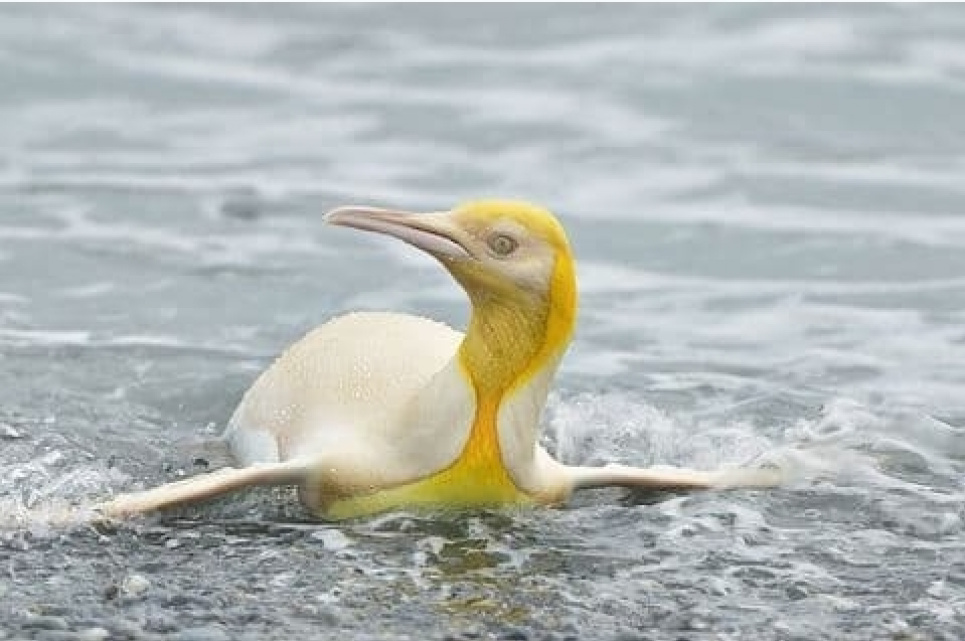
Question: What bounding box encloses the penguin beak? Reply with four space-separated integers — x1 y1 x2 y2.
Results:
325 206 472 260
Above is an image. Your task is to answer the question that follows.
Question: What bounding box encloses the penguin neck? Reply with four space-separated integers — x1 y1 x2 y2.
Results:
459 289 552 396
456 251 577 403
453 275 576 473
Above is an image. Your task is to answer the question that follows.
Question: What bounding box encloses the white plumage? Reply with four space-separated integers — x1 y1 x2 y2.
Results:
226 311 463 464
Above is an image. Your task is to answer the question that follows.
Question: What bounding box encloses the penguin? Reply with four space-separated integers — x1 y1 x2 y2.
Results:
100 200 780 520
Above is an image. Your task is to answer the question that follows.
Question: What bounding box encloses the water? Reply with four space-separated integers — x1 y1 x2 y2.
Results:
1 4 964 640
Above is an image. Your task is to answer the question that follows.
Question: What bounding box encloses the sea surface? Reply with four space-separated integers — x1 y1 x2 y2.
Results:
1 4 964 641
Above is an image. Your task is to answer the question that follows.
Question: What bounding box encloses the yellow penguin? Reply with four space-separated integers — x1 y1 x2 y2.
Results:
99 200 780 520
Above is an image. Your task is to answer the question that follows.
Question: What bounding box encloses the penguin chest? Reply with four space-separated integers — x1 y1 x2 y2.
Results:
319 400 532 520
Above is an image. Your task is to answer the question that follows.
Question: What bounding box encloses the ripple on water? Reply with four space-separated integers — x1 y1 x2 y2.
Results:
2 3 965 640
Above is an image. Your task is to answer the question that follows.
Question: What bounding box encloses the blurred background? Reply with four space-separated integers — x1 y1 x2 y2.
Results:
1 4 963 641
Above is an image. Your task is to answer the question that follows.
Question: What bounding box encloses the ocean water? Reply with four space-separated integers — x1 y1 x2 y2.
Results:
1 4 964 640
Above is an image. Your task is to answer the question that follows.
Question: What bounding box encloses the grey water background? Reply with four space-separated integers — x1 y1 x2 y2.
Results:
1 3 964 640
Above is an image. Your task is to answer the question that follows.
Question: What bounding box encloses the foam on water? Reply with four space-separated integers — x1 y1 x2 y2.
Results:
0 447 127 534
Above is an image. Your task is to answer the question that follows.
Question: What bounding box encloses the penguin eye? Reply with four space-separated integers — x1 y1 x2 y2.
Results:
487 233 518 257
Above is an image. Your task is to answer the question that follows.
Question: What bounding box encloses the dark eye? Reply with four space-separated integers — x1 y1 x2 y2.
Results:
487 232 518 257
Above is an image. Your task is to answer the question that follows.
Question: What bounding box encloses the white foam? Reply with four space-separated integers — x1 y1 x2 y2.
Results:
0 455 130 535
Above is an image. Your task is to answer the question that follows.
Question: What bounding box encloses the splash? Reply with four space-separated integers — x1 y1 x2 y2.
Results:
0 450 128 535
